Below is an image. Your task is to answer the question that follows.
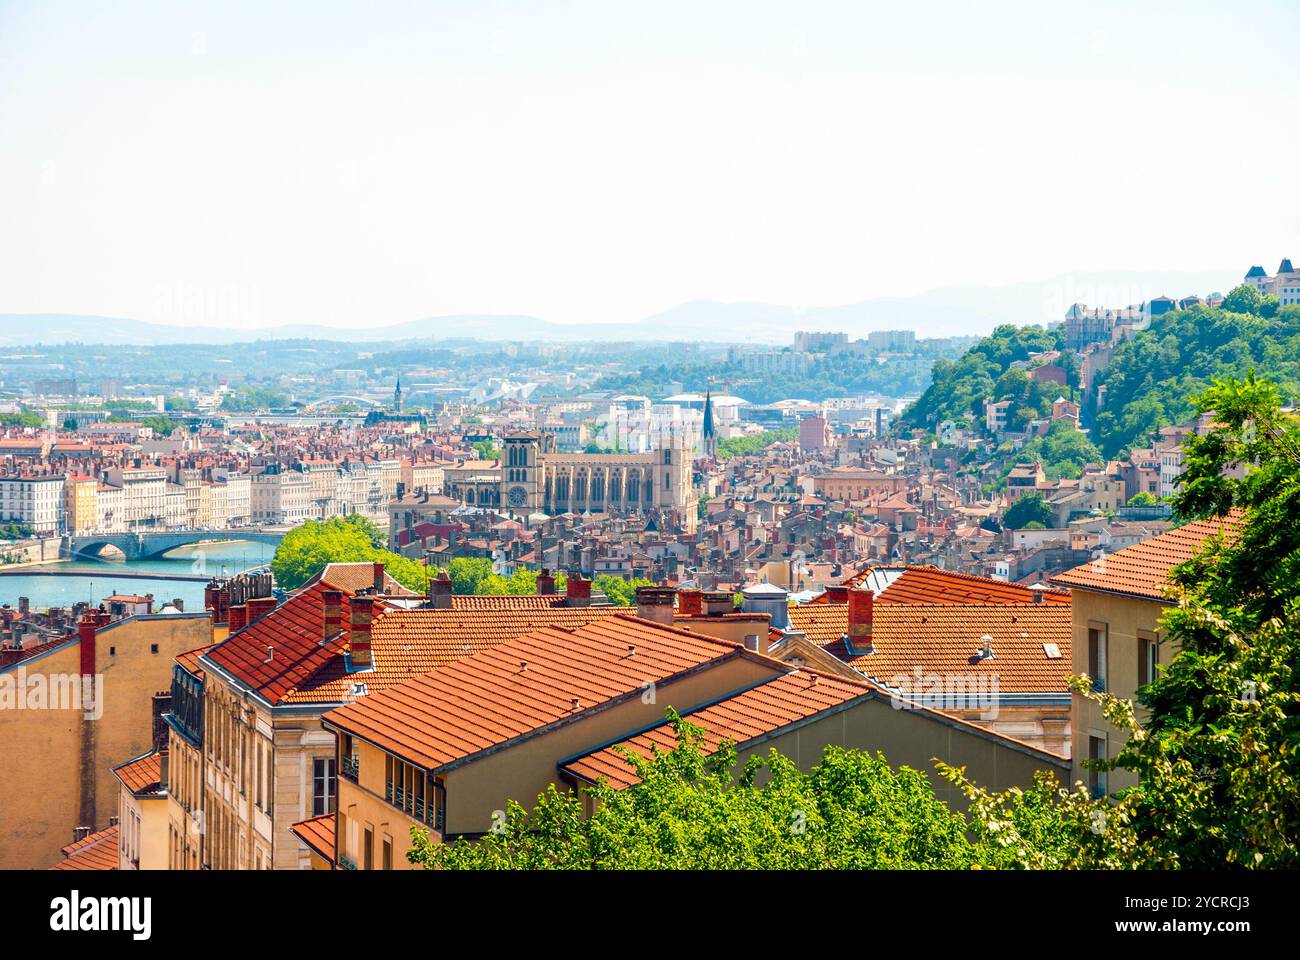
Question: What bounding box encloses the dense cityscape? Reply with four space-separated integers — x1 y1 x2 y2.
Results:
3 0 1295 944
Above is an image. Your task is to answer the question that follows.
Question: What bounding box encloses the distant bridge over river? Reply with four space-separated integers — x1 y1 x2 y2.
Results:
65 528 287 562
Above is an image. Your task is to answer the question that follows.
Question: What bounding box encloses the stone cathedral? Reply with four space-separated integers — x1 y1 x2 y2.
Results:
444 431 697 531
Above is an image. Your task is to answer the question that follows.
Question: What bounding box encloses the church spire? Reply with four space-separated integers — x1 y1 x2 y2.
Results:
702 389 717 460
394 376 403 414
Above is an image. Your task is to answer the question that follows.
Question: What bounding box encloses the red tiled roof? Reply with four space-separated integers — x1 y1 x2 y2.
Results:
202 580 357 704
816 565 1070 605
560 670 872 789
290 812 336 864
175 643 215 679
283 603 627 703
448 595 572 610
786 603 1072 693
323 617 756 771
304 562 419 597
51 825 118 870
1051 513 1243 601
113 751 164 796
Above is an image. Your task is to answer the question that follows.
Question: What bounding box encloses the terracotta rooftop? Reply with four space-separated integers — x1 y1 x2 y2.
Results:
322 617 758 771
305 562 420 597
814 564 1070 605
50 824 119 870
786 603 1072 693
282 603 628 704
175 643 216 679
113 750 164 796
290 812 336 864
205 562 637 706
1051 513 1243 601
202 579 359 704
560 669 872 789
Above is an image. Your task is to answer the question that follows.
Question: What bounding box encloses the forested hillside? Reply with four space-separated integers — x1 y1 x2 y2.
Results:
1091 286 1300 456
899 324 1063 428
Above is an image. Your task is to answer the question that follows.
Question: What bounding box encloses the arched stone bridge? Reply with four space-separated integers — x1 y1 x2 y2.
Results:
66 528 287 562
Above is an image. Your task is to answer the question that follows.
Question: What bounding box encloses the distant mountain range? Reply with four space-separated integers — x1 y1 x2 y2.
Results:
0 269 1241 347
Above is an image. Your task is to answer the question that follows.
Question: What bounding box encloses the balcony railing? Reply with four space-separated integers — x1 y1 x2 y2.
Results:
341 754 359 782
338 854 357 870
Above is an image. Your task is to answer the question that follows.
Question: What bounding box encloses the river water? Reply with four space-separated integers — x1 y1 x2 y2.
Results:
0 540 278 612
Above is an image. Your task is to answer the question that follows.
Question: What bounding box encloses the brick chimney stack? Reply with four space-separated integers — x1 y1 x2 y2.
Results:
565 572 591 608
847 588 874 652
636 586 677 626
429 572 453 610
349 595 374 668
536 568 556 595
322 589 343 643
677 589 703 616
227 603 248 634
824 585 849 604
373 561 386 594
78 613 98 677
246 595 276 625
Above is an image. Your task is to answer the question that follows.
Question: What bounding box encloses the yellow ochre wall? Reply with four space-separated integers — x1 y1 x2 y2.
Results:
0 613 212 869
1068 587 1166 792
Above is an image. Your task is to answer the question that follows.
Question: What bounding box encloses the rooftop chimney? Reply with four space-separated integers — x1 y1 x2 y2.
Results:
824 585 849 604
565 571 591 608
349 595 374 669
536 568 556 596
429 571 453 610
677 589 703 616
227 603 248 634
846 588 874 654
701 591 734 617
373 561 386 594
322 589 344 643
246 595 277 626
635 586 676 626
1029 583 1046 604
78 614 97 677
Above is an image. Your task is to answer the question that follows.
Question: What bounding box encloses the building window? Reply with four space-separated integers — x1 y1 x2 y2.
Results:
312 758 336 816
1087 624 1108 692
363 825 374 870
1138 632 1158 688
382 835 393 871
1088 736 1108 798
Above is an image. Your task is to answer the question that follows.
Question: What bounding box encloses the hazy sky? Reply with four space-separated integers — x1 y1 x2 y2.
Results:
1 0 1297 330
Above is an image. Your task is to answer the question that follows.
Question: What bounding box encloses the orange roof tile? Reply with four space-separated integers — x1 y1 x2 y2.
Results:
175 643 215 679
202 580 356 704
560 670 872 788
283 603 628 703
290 812 336 864
323 617 756 770
786 603 1072 693
817 565 1070 605
304 562 419 597
113 751 164 796
1051 513 1242 601
51 825 118 870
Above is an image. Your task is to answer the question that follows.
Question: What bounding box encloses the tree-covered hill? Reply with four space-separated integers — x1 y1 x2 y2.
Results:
899 324 1062 428
1091 286 1300 456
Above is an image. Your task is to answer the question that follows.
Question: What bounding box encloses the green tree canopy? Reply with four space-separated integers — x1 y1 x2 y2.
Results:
1091 291 1300 456
592 574 656 606
270 514 428 592
1003 491 1055 529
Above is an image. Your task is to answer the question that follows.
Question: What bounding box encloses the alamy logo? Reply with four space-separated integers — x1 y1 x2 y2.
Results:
0 669 103 720
49 891 151 940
